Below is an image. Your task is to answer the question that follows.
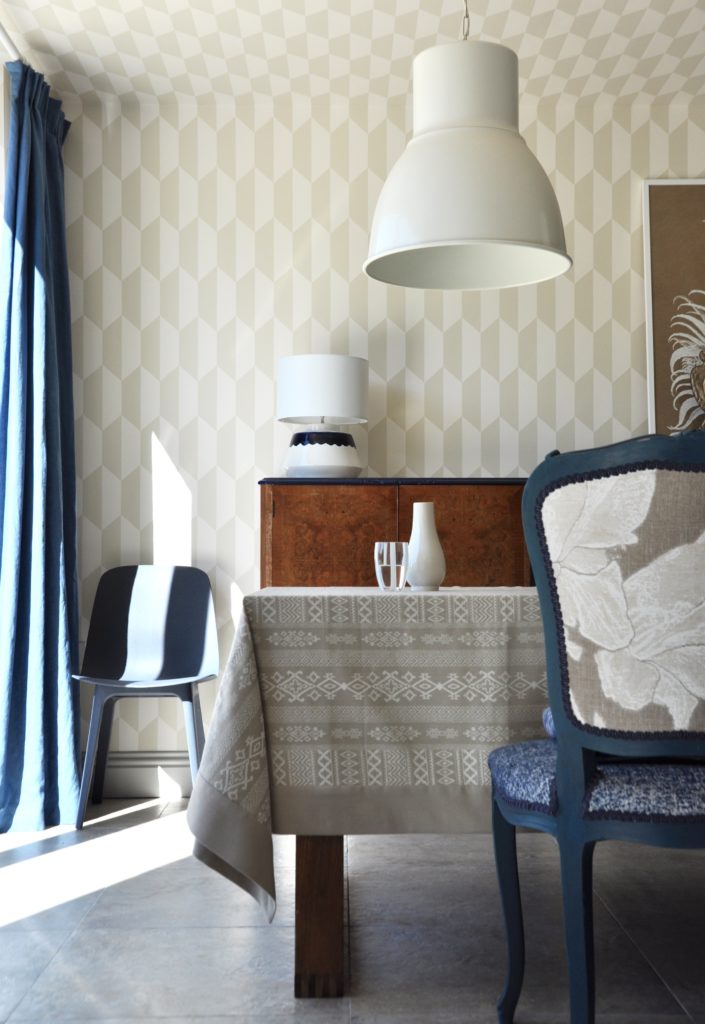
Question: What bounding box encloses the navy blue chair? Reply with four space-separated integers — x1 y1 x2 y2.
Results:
488 433 705 1024
74 565 219 829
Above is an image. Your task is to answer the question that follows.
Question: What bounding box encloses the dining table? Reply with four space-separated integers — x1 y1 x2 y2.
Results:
187 586 548 997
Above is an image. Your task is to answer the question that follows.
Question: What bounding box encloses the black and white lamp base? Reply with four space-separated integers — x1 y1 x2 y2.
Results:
283 430 362 478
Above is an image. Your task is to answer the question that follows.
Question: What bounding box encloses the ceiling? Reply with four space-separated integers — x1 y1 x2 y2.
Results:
1 0 704 104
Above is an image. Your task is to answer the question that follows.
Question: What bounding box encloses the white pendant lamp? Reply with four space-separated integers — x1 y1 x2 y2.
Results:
364 9 572 291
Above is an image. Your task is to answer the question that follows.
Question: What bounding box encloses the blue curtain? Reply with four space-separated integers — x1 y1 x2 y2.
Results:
0 62 79 830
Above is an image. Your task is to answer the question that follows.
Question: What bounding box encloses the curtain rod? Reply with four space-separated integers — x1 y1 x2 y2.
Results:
0 19 23 63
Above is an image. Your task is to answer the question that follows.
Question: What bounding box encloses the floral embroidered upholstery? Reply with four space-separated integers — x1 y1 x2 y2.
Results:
541 468 705 733
489 741 705 821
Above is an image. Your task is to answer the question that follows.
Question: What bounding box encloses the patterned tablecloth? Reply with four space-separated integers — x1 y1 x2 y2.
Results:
187 587 547 920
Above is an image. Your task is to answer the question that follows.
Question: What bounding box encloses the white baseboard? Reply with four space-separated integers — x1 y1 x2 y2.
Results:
101 751 193 799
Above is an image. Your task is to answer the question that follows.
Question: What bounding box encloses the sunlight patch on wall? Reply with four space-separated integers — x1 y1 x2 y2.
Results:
151 434 192 565
230 580 244 625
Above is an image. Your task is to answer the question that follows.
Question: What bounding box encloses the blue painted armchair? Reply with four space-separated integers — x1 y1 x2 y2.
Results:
488 432 705 1024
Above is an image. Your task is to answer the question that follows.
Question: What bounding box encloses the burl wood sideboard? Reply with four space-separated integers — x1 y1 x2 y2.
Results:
258 477 530 997
259 477 531 588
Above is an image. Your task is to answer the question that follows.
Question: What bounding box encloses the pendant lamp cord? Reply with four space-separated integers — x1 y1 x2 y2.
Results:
461 0 470 40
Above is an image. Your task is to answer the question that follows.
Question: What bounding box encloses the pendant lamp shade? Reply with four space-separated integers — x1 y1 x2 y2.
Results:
364 41 572 291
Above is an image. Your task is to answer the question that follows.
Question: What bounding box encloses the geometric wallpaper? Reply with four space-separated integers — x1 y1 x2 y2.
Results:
2 16 705 754
4 0 705 106
60 90 705 752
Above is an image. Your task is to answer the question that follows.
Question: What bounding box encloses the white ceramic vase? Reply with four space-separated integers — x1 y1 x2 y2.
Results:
406 501 446 591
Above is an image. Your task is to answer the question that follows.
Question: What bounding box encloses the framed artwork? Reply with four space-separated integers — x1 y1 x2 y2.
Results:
644 179 705 433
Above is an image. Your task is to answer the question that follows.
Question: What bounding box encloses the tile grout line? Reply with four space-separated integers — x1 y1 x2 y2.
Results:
593 883 696 1023
345 835 353 1023
2 903 97 1024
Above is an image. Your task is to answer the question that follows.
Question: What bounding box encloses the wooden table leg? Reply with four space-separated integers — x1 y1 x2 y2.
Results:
295 835 344 997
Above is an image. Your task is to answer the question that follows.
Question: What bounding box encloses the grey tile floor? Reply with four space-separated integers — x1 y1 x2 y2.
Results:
0 798 703 1023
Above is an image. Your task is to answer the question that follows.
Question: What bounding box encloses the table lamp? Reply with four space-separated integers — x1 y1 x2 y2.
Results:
276 354 369 477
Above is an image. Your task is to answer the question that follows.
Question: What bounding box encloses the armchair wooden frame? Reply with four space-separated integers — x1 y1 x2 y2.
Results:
490 432 705 1024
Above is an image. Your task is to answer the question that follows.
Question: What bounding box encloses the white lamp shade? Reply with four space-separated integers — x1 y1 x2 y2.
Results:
277 354 368 425
364 41 572 291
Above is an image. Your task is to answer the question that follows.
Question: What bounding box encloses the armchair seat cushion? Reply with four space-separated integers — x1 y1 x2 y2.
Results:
489 741 705 822
488 740 558 815
590 761 705 821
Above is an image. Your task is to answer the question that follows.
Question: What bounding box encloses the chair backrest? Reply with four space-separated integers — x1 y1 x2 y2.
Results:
81 565 219 682
523 433 705 757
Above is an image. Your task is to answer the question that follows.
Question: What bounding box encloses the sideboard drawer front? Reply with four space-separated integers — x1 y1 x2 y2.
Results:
261 483 397 587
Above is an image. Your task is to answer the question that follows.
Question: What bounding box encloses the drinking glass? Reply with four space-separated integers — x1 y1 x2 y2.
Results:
374 541 408 590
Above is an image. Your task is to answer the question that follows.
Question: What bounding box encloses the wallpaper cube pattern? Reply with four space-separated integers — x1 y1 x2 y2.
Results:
8 72 702 752
5 0 705 104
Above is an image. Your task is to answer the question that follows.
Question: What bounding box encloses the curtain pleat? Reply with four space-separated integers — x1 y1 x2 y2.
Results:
0 61 79 831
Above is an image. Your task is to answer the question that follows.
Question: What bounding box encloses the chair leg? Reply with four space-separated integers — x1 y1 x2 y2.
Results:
181 686 205 784
76 690 110 830
191 683 206 759
492 798 525 1024
559 838 596 1024
91 697 116 804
